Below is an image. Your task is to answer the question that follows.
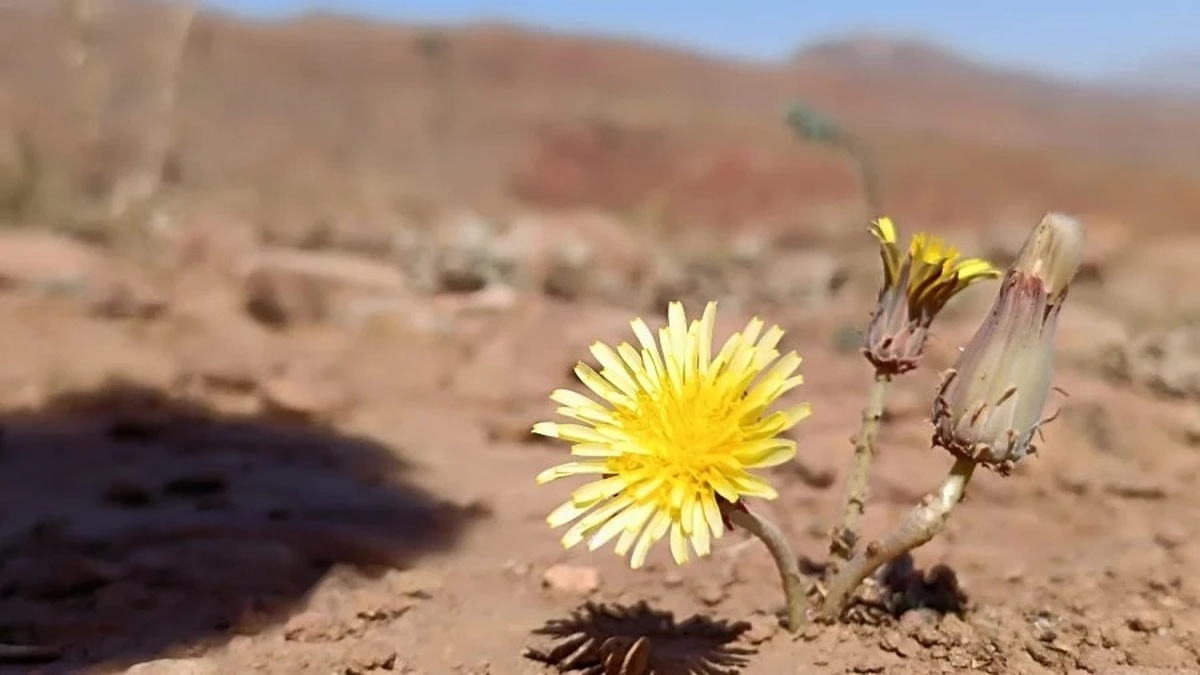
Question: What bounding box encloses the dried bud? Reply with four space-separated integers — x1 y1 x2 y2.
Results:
931 213 1085 474
863 218 1001 375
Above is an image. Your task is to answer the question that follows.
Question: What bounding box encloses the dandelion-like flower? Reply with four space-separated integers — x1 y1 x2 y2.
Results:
534 301 811 569
863 217 1001 375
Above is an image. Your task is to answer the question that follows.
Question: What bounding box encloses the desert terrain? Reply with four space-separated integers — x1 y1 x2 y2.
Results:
0 2 1198 674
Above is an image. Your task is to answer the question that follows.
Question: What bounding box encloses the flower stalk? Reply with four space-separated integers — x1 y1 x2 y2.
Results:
827 372 891 573
820 457 976 620
726 506 809 633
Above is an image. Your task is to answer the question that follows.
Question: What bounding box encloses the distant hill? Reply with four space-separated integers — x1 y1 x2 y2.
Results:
0 3 1198 235
1108 50 1200 98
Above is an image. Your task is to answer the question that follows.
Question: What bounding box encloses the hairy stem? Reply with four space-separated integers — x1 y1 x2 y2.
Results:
827 373 891 575
820 457 977 621
728 508 809 633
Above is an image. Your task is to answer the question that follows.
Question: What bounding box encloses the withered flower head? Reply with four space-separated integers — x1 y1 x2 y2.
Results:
863 217 1001 376
931 212 1085 474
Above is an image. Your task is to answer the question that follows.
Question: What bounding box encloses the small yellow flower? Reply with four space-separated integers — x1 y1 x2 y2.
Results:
534 301 811 569
863 217 1001 375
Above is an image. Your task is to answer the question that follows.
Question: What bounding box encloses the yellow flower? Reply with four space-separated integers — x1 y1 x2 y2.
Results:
863 217 1001 375
534 301 811 569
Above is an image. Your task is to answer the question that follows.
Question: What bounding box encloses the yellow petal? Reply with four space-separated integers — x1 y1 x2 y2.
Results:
732 438 796 468
547 499 590 528
688 498 711 556
669 521 689 564
630 509 671 569
535 461 611 484
571 474 628 506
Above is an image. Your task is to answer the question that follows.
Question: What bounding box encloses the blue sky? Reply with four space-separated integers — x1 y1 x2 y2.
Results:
205 1 1199 80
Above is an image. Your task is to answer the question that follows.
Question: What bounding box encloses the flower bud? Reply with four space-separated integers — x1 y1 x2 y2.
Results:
931 213 1085 474
863 218 1000 375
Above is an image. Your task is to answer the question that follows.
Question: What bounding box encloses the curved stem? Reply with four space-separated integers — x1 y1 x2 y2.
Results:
842 138 882 220
820 457 977 621
827 372 891 576
727 508 808 633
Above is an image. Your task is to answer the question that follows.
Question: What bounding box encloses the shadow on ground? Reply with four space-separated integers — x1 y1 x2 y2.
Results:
525 601 755 675
0 380 482 672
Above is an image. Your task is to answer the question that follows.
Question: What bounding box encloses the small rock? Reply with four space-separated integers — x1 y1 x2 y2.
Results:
541 564 600 595
1178 411 1200 447
241 247 412 327
895 636 922 658
88 263 168 320
1102 472 1168 500
741 613 779 645
1075 646 1119 673
123 657 218 675
1153 526 1185 550
1125 634 1193 669
343 638 399 673
283 610 349 643
1117 328 1200 400
1126 609 1168 633
850 656 890 673
258 373 349 422
938 613 975 645
0 231 103 293
503 560 532 577
693 579 727 606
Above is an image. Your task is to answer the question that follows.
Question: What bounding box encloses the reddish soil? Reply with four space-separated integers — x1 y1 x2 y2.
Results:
0 4 1197 675
0 269 1192 675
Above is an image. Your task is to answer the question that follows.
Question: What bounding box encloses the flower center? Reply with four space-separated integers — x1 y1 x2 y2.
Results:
608 379 743 503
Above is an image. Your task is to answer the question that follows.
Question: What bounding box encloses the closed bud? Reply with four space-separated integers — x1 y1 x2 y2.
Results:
931 213 1085 474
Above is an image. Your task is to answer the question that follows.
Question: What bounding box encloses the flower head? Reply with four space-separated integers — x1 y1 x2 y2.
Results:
863 217 1001 375
931 213 1085 474
534 301 811 569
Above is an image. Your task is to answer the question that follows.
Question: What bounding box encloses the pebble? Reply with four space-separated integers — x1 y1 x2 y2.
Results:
541 563 600 595
692 579 727 606
741 612 779 645
1126 609 1168 633
123 658 219 675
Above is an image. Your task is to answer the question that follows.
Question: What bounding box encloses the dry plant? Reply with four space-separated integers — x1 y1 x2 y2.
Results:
62 0 107 151
107 0 196 220
529 212 1084 647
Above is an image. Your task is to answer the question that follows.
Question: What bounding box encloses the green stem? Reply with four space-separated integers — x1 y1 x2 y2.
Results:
820 457 977 621
827 373 891 575
727 508 809 633
842 137 882 220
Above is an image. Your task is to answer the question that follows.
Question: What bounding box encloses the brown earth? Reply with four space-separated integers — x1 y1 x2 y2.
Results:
0 3 1198 675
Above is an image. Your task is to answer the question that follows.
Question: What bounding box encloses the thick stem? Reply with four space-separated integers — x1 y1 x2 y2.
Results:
820 457 977 621
727 508 809 633
827 372 891 575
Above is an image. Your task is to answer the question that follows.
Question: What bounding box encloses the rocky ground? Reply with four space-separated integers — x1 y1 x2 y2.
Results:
0 211 1196 675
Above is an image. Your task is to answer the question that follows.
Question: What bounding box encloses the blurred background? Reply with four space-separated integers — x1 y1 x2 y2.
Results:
0 1 1199 673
